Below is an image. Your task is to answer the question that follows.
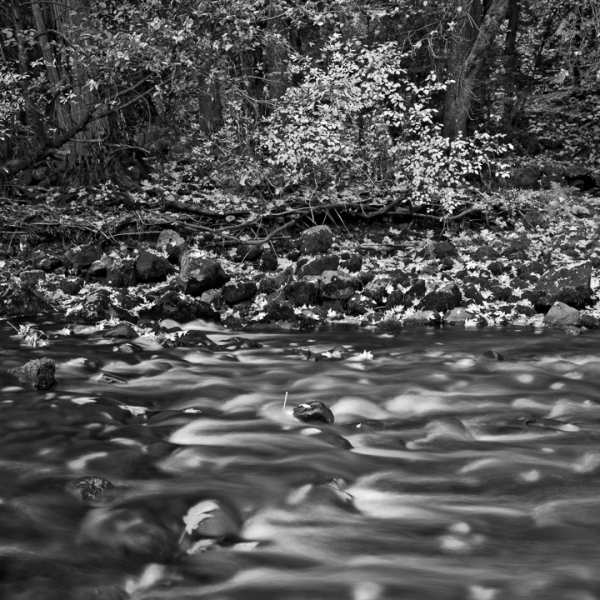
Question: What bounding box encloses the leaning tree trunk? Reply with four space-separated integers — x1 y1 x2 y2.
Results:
443 0 510 138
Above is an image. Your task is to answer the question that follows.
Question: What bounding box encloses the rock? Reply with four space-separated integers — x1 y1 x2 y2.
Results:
115 342 143 354
260 299 298 325
182 499 239 539
472 246 499 261
66 243 103 273
534 262 593 310
512 164 541 189
136 250 175 283
143 291 220 322
299 225 333 255
487 261 504 276
221 280 258 305
404 310 440 325
340 253 363 273
259 272 288 294
259 250 278 271
98 372 129 385
544 301 580 326
320 271 361 300
66 475 115 501
19 270 46 285
234 244 262 262
107 258 137 288
78 507 175 559
179 254 230 296
157 229 187 262
580 313 600 329
296 254 340 277
433 241 458 259
0 282 56 317
363 278 392 304
481 350 504 361
285 279 321 306
103 323 138 339
420 283 462 313
443 307 475 325
8 357 56 389
293 401 335 424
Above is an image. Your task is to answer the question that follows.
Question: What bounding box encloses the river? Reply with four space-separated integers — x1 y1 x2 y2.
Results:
1 319 600 600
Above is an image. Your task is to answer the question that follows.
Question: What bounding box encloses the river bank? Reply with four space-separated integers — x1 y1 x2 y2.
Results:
1 183 600 334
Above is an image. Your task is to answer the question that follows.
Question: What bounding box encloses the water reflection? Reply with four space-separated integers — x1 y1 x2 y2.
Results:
1 320 600 599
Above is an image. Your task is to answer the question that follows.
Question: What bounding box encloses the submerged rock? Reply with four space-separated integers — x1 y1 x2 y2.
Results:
293 401 335 424
8 357 56 389
66 475 115 501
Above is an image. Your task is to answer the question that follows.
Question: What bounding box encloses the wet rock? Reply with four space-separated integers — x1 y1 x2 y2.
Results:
78 507 175 559
562 325 581 336
114 342 143 353
179 254 230 296
66 475 115 501
404 310 440 326
157 229 187 262
259 250 278 271
534 262 593 310
544 301 580 326
136 249 175 283
285 278 321 306
0 282 55 317
296 254 339 277
420 282 462 313
376 317 403 332
76 288 128 322
182 499 240 539
107 258 137 288
234 244 262 262
340 252 363 273
320 271 361 300
19 269 46 285
66 243 103 273
103 323 137 339
221 280 258 305
293 401 335 424
299 225 333 255
8 357 56 389
481 350 505 361
443 307 476 325
98 372 129 385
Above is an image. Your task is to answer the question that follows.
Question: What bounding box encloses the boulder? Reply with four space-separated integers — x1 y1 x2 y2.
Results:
178 254 230 296
433 241 458 259
8 357 56 389
136 250 175 283
297 254 340 277
221 280 258 305
259 250 278 271
299 225 333 255
293 401 335 424
534 263 593 310
544 301 580 326
420 283 462 313
320 271 361 301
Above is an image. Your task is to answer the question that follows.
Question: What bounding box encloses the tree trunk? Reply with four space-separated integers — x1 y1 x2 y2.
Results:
443 0 510 138
502 0 521 129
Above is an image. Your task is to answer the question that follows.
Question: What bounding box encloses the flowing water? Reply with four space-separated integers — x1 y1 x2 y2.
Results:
2 319 600 600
